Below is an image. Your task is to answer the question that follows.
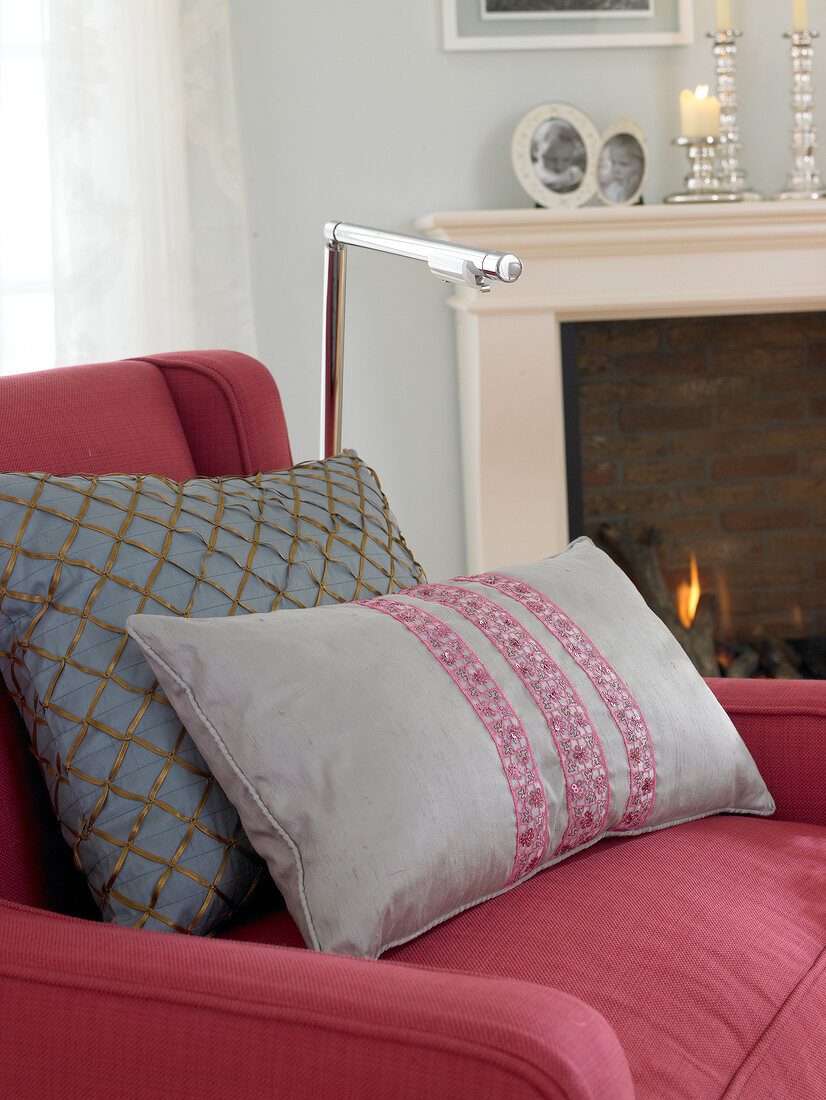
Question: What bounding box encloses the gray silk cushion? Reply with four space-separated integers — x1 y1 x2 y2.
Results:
127 537 775 958
0 452 424 933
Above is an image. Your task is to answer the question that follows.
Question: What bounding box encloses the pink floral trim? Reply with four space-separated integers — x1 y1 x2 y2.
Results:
412 584 610 858
461 574 656 831
359 597 546 884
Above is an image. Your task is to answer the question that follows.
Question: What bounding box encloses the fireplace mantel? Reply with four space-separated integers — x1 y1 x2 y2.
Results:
418 202 826 572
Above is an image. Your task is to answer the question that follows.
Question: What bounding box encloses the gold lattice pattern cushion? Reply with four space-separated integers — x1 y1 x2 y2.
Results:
0 451 425 933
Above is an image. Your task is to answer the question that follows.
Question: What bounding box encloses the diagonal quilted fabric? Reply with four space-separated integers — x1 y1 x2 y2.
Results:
0 451 425 933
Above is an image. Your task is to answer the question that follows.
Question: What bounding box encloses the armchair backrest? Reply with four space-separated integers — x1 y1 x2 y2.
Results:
0 350 292 915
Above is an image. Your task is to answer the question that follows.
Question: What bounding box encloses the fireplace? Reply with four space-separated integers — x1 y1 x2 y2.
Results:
420 203 826 674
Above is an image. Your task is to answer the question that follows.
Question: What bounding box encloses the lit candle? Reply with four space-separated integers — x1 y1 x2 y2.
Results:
793 0 808 30
679 85 721 138
716 0 732 29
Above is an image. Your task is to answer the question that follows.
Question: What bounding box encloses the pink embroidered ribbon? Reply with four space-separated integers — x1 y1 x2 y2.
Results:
359 597 547 884
413 584 609 858
460 574 656 831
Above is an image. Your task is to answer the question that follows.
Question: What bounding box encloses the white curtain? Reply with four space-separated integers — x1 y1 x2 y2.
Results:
0 3 54 372
0 0 256 374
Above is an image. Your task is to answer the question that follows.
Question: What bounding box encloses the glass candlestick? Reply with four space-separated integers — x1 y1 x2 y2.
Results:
776 30 826 199
665 136 740 203
710 29 762 199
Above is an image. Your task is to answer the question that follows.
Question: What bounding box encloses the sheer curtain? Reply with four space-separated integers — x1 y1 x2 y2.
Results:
0 0 255 375
0 3 54 372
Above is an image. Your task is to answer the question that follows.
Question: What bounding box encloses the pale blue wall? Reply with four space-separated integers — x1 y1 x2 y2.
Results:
229 0 822 579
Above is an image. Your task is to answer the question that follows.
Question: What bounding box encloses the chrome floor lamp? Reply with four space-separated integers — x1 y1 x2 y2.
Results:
321 221 523 458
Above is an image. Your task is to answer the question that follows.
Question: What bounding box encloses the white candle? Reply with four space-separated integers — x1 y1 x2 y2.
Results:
680 85 721 138
716 0 732 29
793 0 808 30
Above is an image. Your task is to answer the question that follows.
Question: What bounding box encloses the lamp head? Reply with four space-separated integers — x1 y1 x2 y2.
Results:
428 250 522 291
325 221 522 292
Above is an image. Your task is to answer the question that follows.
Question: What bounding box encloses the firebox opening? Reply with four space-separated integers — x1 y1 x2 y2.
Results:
562 313 826 679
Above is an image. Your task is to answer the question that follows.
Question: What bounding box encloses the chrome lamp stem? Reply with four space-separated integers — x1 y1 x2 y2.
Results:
321 222 522 458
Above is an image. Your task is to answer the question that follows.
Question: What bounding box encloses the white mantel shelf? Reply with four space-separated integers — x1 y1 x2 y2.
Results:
418 202 826 572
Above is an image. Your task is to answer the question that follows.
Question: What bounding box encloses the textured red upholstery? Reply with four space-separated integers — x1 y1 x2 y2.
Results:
0 359 197 480
0 899 632 1100
390 815 826 1100
139 350 292 475
708 677 826 826
2 350 826 1099
224 815 826 1100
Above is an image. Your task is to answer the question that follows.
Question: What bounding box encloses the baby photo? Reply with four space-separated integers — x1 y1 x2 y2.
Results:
596 132 645 203
531 117 588 194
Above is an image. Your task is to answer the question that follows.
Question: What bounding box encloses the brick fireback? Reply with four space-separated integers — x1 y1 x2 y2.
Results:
573 312 826 642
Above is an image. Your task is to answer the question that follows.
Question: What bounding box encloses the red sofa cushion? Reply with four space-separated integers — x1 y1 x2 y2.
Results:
223 813 826 1099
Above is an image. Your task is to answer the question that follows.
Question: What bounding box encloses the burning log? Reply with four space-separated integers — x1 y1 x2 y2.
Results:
750 628 803 680
598 523 719 678
724 645 761 680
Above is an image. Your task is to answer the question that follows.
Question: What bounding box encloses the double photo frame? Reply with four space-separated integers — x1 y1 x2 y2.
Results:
511 103 648 209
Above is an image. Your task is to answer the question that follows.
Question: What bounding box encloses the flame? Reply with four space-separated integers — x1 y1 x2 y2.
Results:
677 554 701 629
695 84 710 100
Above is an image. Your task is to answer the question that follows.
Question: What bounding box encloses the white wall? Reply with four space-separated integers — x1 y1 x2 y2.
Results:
228 0 822 581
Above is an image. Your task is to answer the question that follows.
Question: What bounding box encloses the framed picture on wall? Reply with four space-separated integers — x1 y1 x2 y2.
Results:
511 103 601 209
442 0 694 50
485 1 653 15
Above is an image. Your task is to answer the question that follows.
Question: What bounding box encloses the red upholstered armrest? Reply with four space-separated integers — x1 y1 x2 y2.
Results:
708 678 826 827
0 899 632 1100
140 350 293 475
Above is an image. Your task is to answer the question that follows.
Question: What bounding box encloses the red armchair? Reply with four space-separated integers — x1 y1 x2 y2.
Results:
1 351 825 1099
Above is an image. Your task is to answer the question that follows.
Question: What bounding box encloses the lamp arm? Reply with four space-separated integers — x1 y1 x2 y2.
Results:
320 221 522 458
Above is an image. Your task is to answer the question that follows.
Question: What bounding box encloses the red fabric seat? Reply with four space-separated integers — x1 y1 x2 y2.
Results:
222 814 826 1099
1 351 825 1099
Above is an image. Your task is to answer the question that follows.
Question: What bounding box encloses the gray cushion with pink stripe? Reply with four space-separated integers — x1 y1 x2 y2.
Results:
126 536 774 958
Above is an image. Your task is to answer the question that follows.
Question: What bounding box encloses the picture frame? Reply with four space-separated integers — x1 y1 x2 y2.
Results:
595 116 648 206
483 0 653 18
442 0 694 50
511 103 601 209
